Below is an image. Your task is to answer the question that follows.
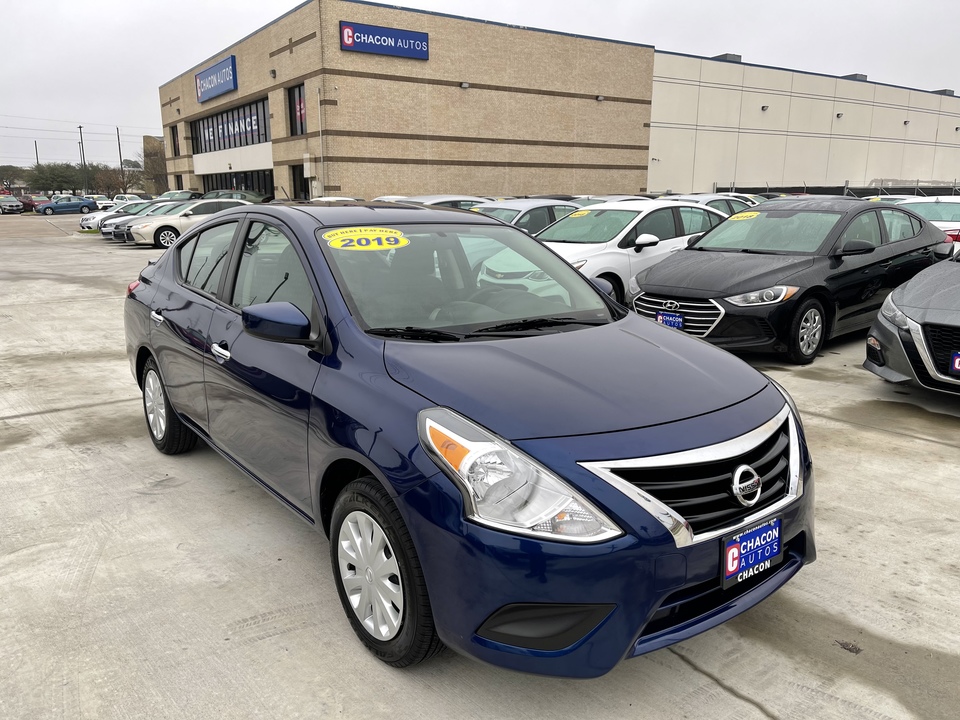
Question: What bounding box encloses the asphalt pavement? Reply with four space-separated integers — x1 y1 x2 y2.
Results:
1 212 958 719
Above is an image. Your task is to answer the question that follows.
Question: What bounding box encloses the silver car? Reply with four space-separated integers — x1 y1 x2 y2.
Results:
471 198 578 234
0 196 24 214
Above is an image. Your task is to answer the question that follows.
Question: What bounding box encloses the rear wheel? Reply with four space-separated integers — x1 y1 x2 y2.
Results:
141 357 197 454
330 477 442 667
786 298 826 364
80 206 91 214
154 227 180 248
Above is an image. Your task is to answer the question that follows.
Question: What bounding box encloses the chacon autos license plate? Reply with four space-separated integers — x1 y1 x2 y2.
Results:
722 517 783 589
950 351 960 376
656 311 683 329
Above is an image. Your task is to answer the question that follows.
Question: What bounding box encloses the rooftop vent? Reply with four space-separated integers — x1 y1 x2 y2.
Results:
842 73 868 82
712 53 742 63
933 89 955 96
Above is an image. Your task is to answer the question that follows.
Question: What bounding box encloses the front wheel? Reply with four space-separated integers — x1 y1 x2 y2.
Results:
43 207 54 216
330 477 442 667
154 227 180 248
141 357 197 454
786 298 826 364
80 206 91 214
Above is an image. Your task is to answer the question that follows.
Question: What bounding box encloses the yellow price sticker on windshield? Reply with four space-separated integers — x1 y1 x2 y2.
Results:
469 207 482 212
323 227 409 251
728 211 760 221
569 210 591 217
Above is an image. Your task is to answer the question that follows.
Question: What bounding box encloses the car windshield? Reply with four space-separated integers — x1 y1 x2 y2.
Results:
902 202 960 223
536 209 640 244
693 210 843 254
317 223 618 337
474 207 520 222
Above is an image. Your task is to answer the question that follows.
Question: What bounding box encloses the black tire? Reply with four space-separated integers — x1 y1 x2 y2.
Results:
600 274 624 304
80 206 91 214
154 227 180 249
43 207 54 216
330 477 442 667
786 297 826 365
141 357 197 454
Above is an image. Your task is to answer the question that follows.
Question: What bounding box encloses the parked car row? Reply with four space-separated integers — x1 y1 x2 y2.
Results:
95 198 251 247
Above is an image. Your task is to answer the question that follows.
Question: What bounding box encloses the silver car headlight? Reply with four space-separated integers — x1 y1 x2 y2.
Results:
419 407 621 543
725 285 799 306
880 294 910 330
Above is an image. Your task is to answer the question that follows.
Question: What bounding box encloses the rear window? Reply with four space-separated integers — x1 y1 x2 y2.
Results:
474 207 520 222
902 202 960 223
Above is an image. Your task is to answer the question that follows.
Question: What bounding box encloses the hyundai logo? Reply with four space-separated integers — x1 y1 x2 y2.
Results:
732 465 762 507
663 300 681 311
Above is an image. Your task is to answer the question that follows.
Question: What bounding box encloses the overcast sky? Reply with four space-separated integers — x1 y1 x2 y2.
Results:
3 0 957 167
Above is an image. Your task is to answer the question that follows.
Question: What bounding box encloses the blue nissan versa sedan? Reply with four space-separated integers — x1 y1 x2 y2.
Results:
124 202 815 678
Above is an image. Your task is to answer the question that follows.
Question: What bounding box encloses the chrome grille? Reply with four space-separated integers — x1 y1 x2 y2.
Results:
633 293 723 337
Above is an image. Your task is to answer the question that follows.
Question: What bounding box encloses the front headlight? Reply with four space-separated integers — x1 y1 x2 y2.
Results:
131 223 151 231
880 294 910 330
725 285 799 306
418 407 622 543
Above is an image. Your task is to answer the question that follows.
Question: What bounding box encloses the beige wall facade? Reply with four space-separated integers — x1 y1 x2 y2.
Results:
159 0 654 199
649 52 960 193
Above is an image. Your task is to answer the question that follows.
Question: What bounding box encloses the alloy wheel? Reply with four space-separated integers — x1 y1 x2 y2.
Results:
143 370 167 440
798 308 822 356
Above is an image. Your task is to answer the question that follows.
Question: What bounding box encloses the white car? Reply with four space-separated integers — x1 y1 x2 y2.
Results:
509 200 728 303
84 194 115 210
310 196 364 202
112 194 142 203
399 194 488 209
895 197 960 252
128 198 250 248
79 200 150 229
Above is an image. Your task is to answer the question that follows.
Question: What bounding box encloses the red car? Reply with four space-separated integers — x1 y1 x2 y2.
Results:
18 195 51 213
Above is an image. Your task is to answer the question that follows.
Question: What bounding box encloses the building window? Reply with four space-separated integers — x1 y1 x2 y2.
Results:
175 175 183 190
288 84 306 136
291 164 308 199
171 126 180 157
190 98 271 155
201 169 275 197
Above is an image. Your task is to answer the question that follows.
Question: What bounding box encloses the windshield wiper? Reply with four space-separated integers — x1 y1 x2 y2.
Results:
366 326 463 342
471 317 608 334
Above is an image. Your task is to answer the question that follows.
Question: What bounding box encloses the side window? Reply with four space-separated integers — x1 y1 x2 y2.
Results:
707 211 723 228
706 200 729 213
458 201 481 209
180 222 238 296
910 215 922 236
634 209 677 240
839 211 883 248
880 209 918 243
727 199 750 213
192 202 217 215
678 207 714 234
552 205 577 220
219 201 244 210
231 222 315 318
516 207 552 234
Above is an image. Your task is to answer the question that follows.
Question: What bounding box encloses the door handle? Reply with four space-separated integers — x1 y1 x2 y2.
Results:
150 310 163 325
879 261 893 268
211 342 231 362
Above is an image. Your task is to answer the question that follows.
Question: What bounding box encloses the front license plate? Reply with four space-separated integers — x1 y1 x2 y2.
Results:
950 352 960 376
656 311 683 329
722 517 783 589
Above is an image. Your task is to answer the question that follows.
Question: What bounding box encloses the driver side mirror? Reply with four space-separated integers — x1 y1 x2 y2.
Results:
591 277 617 300
242 302 311 343
836 239 876 256
634 233 660 251
686 233 703 247
182 210 193 216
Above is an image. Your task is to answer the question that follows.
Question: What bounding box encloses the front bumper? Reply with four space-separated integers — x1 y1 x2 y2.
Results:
131 229 151 245
864 314 960 394
398 388 815 677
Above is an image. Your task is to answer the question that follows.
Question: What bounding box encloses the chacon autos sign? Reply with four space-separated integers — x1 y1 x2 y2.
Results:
195 56 238 103
339 21 428 60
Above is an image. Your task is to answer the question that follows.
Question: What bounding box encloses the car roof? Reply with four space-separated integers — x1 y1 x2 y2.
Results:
895 197 960 203
749 198 871 212
400 194 488 203
581 199 726 212
662 194 737 202
214 201 507 227
473 199 574 210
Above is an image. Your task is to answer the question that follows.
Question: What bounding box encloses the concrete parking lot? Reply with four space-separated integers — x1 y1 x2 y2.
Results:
1 212 958 720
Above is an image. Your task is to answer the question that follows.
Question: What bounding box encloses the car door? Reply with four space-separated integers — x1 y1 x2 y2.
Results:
149 220 241 429
825 209 892 332
619 207 683 280
878 208 936 289
179 201 221 232
515 206 553 234
204 217 322 515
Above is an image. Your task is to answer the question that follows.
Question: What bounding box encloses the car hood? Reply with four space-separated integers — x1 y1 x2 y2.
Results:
640 249 815 296
383 314 769 440
895 260 960 321
541 241 610 263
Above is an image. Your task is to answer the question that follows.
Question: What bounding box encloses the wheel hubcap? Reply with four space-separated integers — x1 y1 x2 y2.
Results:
337 510 404 641
159 231 176 247
799 309 823 355
143 370 167 440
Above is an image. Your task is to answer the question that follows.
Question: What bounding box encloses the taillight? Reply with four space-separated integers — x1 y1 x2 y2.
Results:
127 280 140 296
943 230 960 243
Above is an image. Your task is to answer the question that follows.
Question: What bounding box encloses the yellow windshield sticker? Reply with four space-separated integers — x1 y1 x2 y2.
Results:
323 227 409 251
569 210 590 217
728 211 760 221
469 206 482 212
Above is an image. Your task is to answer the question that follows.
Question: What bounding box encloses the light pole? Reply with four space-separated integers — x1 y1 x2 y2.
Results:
78 125 88 194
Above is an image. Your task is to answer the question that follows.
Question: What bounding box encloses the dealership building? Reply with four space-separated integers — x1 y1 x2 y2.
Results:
160 0 960 199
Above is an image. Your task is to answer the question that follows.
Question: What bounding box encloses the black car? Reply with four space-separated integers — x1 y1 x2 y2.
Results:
864 252 960 394
633 199 951 364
